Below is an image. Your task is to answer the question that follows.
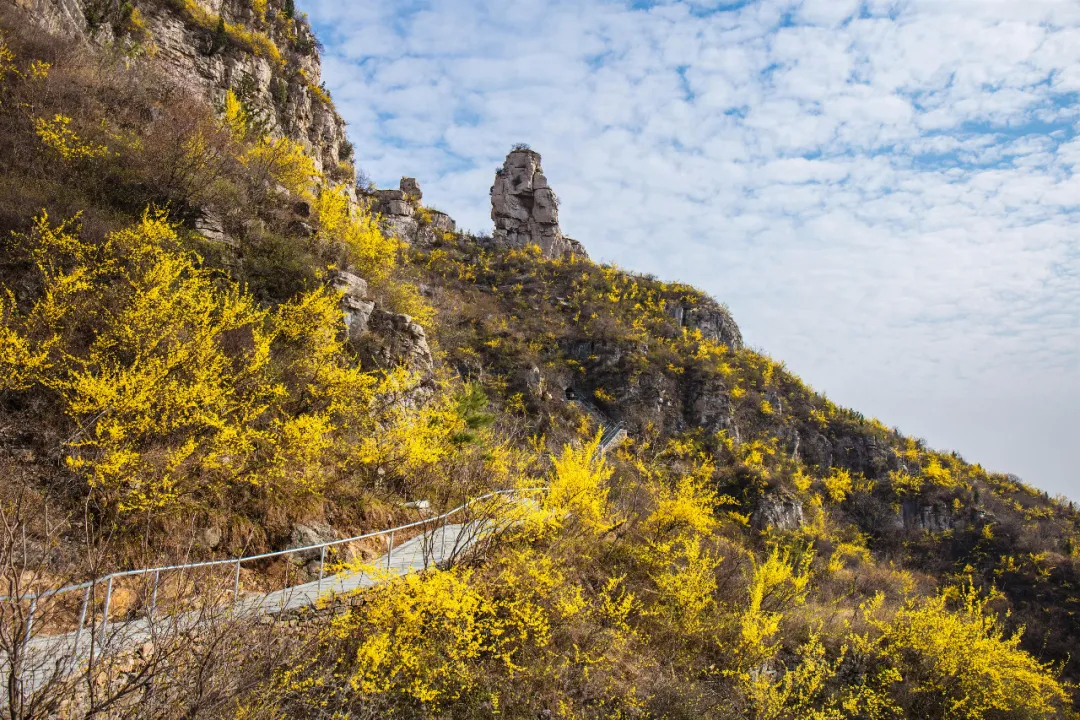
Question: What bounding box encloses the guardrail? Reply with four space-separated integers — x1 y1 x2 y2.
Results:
4 487 547 661
567 389 625 454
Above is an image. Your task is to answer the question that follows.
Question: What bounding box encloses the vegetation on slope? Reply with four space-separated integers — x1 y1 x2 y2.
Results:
0 5 1079 719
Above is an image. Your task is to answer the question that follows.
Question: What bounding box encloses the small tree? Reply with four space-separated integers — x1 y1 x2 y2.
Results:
208 16 227 55
283 0 295 19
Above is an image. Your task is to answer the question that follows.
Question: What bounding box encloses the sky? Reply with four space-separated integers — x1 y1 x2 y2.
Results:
301 0 1080 502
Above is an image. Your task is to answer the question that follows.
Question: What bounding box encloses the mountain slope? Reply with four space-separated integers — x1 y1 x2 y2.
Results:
1 2 1078 718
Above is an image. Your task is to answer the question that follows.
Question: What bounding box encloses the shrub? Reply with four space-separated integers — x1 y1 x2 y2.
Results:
870 584 1070 719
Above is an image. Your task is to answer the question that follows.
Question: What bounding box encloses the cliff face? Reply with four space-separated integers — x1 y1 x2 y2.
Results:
15 0 352 184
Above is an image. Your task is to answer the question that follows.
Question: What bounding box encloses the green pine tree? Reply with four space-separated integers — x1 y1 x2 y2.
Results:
283 0 295 19
208 16 227 55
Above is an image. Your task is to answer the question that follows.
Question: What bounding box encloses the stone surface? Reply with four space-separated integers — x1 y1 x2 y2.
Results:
330 271 375 339
198 526 222 550
194 210 233 246
288 522 338 564
752 492 805 531
400 177 422 200
24 0 352 182
667 299 743 350
899 501 957 532
364 309 434 374
490 148 587 259
369 178 459 246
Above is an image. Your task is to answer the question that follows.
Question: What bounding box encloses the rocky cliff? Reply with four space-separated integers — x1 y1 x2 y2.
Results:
15 0 353 184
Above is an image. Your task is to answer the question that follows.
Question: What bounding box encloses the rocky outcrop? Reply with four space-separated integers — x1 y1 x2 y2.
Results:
490 148 586 259
331 270 375 341
11 0 85 35
25 0 351 182
752 493 805 531
684 373 734 433
898 501 957 532
328 270 431 375
371 177 456 245
364 309 434 374
666 299 743 350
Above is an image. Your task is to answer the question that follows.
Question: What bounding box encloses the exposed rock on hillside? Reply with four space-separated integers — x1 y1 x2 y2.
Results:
372 177 456 245
899 500 958 532
18 0 352 181
331 270 375 341
491 148 587 259
667 299 743 350
752 492 805 531
363 310 434 375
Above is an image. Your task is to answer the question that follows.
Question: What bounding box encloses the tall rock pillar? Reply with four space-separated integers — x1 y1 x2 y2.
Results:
490 148 586 259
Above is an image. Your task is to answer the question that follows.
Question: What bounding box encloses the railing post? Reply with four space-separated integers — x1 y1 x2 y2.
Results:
233 559 241 604
71 585 90 673
387 530 394 570
317 546 326 593
22 596 37 657
100 576 113 644
442 511 450 558
149 570 160 620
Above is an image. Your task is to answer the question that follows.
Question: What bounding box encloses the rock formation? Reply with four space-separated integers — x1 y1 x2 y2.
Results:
490 148 586 259
330 270 432 374
371 177 455 245
666 300 743 350
752 492 805 531
898 500 958 533
17 0 352 182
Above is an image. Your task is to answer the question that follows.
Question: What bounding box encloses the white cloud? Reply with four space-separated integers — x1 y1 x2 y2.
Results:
303 0 1080 500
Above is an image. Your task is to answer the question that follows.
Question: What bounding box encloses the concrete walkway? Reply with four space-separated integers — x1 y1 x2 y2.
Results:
8 518 493 698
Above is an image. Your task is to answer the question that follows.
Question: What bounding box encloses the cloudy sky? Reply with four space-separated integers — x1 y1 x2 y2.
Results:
302 0 1080 501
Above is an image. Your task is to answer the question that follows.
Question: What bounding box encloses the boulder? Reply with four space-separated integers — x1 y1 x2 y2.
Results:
288 522 338 564
198 526 222 550
364 309 434 374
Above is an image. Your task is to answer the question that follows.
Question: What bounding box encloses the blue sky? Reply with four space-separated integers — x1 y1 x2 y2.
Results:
301 0 1080 501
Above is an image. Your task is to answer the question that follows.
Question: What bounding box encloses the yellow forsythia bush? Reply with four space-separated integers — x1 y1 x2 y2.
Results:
870 584 1070 719
0 210 409 512
314 184 401 282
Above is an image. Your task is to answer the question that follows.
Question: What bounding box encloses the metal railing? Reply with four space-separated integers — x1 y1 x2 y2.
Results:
567 389 625 454
4 487 547 658
599 422 626 452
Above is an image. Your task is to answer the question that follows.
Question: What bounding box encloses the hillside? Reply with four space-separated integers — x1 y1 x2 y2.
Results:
1 1 1079 718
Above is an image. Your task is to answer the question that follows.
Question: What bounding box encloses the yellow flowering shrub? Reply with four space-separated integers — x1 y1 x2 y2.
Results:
823 467 853 503
644 471 721 538
314 184 401 283
745 633 899 720
870 584 1070 719
222 89 319 199
34 114 110 161
244 134 319 199
335 568 493 707
0 291 50 391
736 546 812 668
0 210 425 513
648 535 720 636
546 432 613 531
